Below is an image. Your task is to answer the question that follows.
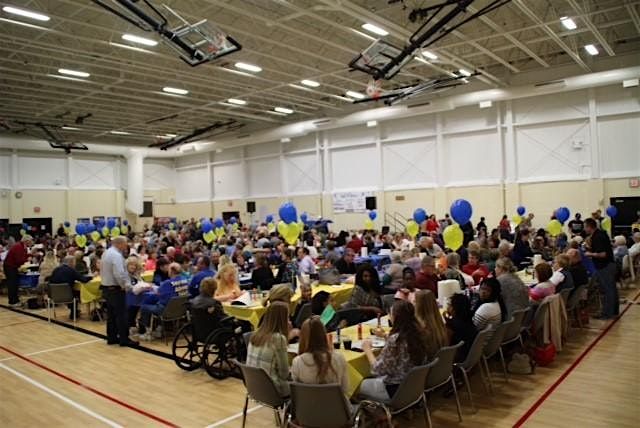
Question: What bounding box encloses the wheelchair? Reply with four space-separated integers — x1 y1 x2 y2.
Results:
171 305 247 379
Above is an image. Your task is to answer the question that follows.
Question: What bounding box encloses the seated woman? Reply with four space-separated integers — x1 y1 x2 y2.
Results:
38 250 59 287
444 293 478 362
262 283 294 307
126 256 146 333
214 264 243 302
251 253 275 291
360 300 428 401
144 250 158 271
233 252 251 274
291 316 349 395
74 250 89 276
529 262 555 303
472 278 507 330
441 252 466 290
381 251 404 291
550 254 574 294
462 250 490 285
414 289 448 360
310 291 340 331
346 264 384 317
246 301 291 397
152 256 170 286
495 257 530 318
394 267 417 303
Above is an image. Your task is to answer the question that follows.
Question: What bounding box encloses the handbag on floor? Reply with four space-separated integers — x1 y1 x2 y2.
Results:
507 352 536 375
533 343 556 367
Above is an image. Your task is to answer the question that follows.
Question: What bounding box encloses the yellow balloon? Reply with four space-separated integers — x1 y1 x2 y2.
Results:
284 222 300 245
101 226 110 237
19 229 26 236
90 231 101 242
601 217 611 235
215 227 225 238
443 224 463 251
110 226 120 237
75 235 87 248
406 220 419 238
512 214 522 226
277 221 288 237
267 222 276 234
232 223 239 231
364 219 374 230
546 219 562 237
121 225 128 234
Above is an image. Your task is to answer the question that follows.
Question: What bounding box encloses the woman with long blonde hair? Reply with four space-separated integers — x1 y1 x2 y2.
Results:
414 289 447 359
214 263 242 302
38 250 59 286
291 316 349 394
247 302 291 396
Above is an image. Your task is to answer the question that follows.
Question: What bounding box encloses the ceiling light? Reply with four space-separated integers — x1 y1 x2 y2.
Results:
366 120 378 128
0 16 49 30
350 28 377 42
422 50 438 60
62 126 81 131
2 6 50 21
266 110 288 116
234 62 262 73
280 137 291 143
164 133 177 138
623 78 639 88
346 90 365 99
361 23 388 36
110 130 131 135
584 44 599 55
458 68 471 77
274 107 294 114
122 33 157 46
301 79 320 88
560 16 577 30
479 100 492 109
227 98 247 105
58 68 90 78
162 86 188 95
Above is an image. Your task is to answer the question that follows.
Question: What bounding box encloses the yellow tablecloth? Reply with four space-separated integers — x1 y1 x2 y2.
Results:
516 269 536 286
75 270 154 304
223 283 355 329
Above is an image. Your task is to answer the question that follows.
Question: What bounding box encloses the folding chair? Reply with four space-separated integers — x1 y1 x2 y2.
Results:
46 283 78 325
236 361 289 428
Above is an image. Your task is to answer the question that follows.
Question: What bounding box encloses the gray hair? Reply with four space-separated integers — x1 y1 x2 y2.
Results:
62 256 75 266
495 257 516 273
390 251 402 263
446 252 460 268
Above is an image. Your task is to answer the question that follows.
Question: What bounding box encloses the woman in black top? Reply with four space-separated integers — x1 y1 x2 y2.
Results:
444 293 478 362
251 253 275 291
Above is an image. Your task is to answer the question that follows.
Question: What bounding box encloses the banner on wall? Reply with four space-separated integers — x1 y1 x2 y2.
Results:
332 191 373 213
92 216 104 225
78 218 91 224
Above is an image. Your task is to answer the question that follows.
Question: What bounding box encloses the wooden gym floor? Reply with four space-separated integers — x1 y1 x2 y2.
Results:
1 288 639 427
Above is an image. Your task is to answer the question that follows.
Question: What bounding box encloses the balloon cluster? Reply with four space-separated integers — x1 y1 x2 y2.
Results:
602 205 617 235
512 205 526 226
364 210 376 230
406 208 426 238
443 199 472 250
266 214 276 234
278 202 301 245
547 206 570 237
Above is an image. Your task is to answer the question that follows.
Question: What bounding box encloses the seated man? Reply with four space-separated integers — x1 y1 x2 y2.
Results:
296 247 316 276
462 250 490 285
335 248 357 275
188 255 215 298
418 236 443 257
317 257 341 285
48 255 92 319
415 256 438 295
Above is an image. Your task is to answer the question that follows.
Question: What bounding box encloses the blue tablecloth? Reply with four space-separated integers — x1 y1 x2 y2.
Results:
354 254 391 269
18 273 39 288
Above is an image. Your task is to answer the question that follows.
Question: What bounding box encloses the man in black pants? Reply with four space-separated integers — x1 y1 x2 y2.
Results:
100 236 137 346
3 235 33 307
584 218 618 320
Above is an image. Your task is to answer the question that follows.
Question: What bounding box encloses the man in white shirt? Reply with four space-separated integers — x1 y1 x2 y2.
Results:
101 236 136 347
296 247 316 275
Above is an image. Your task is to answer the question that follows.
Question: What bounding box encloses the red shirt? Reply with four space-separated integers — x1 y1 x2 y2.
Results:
4 242 28 269
499 219 511 231
415 271 438 295
346 238 363 253
425 219 439 233
462 263 489 285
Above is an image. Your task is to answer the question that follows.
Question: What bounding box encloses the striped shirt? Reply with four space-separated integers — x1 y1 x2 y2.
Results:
473 302 502 330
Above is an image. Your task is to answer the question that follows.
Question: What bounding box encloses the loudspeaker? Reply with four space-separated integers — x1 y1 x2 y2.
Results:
246 201 256 213
365 196 377 210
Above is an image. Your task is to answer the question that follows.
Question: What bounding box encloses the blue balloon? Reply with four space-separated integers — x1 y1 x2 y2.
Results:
517 206 526 216
87 223 96 233
266 214 274 223
368 210 377 220
450 199 473 224
123 219 129 226
413 208 427 224
97 219 105 229
22 223 29 231
230 216 237 224
107 218 116 229
214 218 224 228
75 223 86 235
300 212 308 222
556 207 570 224
279 202 298 224
63 221 70 228
606 205 617 218
202 220 213 233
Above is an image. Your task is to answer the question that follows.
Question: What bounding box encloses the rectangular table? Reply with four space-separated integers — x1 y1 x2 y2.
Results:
75 270 154 304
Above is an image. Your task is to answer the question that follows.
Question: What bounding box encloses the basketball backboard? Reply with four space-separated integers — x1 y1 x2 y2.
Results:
349 39 412 80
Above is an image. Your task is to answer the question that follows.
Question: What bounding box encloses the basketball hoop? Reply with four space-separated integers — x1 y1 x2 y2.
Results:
366 79 383 99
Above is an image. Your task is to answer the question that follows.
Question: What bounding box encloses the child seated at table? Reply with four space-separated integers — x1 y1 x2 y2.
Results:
394 267 417 304
529 262 555 303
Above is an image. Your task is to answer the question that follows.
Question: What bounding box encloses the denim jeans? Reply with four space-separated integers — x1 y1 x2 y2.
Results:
593 262 618 318
139 303 165 332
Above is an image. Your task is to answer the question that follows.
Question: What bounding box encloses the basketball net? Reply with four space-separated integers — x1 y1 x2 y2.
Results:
366 79 382 100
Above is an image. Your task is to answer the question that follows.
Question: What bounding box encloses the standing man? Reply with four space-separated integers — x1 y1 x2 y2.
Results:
584 218 618 320
3 234 33 307
101 236 137 346
568 213 585 238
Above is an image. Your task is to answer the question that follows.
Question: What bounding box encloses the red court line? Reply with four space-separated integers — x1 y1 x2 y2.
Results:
0 345 180 428
513 290 640 427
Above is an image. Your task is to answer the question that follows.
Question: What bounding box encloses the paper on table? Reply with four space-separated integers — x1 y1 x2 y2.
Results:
132 282 154 295
231 291 253 306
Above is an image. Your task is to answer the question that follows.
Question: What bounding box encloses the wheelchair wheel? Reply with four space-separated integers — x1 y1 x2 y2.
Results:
172 323 203 371
202 329 241 379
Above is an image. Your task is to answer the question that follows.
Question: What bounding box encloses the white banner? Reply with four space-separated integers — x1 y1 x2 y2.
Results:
332 191 373 213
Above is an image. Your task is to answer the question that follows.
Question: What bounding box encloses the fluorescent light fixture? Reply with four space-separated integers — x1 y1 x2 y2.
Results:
274 107 294 114
2 6 50 21
62 126 81 131
109 42 154 54
479 100 492 109
422 50 438 60
122 33 157 46
350 28 377 41
346 90 365 99
0 16 49 30
414 56 429 65
162 86 188 95
58 68 90 78
301 79 320 87
110 130 131 135
155 133 177 139
560 16 577 30
266 110 288 117
234 62 262 73
584 44 599 55
280 137 291 143
623 78 639 88
366 120 378 128
47 74 90 83
227 98 247 105
458 68 471 77
361 23 388 36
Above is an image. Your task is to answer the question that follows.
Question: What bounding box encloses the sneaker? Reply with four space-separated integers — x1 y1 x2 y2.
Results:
129 327 139 337
9 302 22 308
139 333 153 341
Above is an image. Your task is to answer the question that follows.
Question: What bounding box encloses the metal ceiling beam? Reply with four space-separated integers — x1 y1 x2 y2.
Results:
513 0 590 71
565 0 615 56
626 3 640 34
